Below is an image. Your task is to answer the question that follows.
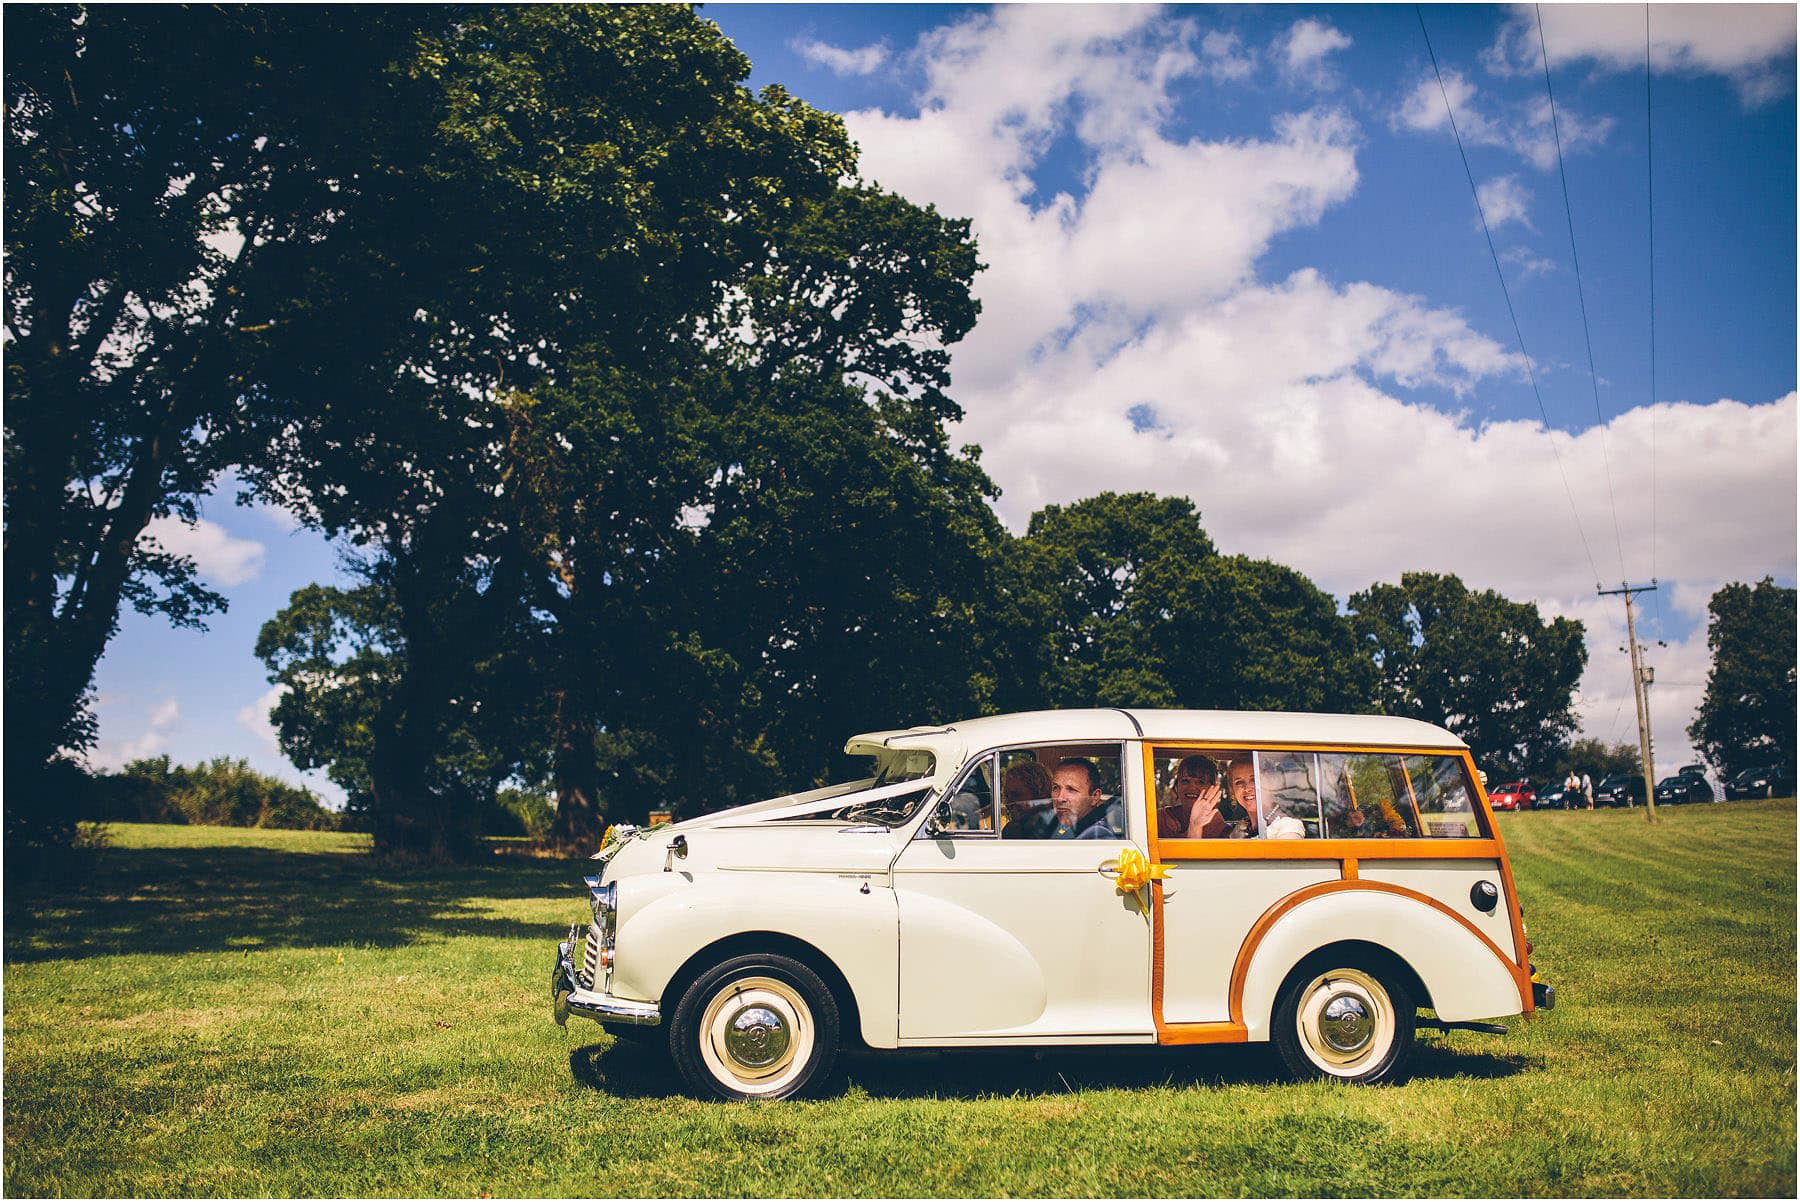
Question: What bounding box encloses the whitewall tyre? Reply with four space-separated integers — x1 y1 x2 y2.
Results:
1273 961 1415 1085
669 954 839 1100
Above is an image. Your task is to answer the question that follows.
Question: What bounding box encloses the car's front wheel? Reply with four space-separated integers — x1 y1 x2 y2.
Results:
668 953 839 1101
1273 957 1415 1085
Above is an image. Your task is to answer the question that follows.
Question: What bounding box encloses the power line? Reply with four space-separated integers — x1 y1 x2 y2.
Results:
1535 5 1629 583
1645 4 1664 635
1415 5 1605 591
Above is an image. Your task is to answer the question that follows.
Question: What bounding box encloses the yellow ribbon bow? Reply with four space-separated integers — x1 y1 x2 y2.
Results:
1111 846 1168 894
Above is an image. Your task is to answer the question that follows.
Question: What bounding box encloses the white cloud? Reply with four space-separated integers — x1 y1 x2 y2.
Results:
1199 30 1256 82
146 697 180 729
1500 245 1557 279
254 500 302 534
840 6 1795 764
1476 174 1533 230
1485 3 1797 107
237 684 288 758
1279 18 1352 86
140 515 265 586
792 36 889 77
847 8 1360 392
1396 67 1612 170
87 695 181 771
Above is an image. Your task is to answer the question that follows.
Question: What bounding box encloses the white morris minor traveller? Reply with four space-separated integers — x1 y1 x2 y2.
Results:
552 709 1553 1099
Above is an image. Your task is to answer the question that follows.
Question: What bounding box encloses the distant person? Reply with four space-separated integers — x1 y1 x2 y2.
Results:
1051 759 1125 839
1581 771 1594 810
1001 762 1058 840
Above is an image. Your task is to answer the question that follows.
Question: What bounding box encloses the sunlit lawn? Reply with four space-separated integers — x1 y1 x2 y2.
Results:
4 802 1794 1197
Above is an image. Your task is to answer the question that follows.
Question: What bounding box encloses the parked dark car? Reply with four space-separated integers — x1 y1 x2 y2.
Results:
1725 764 1797 800
1537 781 1580 809
1654 774 1712 806
1596 773 1646 807
1488 781 1536 811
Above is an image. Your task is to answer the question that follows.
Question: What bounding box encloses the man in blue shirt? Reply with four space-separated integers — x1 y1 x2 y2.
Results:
1051 758 1125 839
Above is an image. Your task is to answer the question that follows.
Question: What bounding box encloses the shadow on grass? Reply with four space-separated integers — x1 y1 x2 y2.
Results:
3 842 593 963
568 1032 1529 1101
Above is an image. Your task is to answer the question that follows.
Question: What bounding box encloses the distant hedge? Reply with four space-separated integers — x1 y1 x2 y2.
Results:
67 756 340 831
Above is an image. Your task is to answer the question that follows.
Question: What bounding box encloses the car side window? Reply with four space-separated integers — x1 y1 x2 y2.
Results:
1319 753 1420 839
926 744 1128 840
1403 754 1484 837
1256 752 1323 839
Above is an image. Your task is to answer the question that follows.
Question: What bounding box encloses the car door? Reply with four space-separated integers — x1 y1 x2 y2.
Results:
890 743 1155 1043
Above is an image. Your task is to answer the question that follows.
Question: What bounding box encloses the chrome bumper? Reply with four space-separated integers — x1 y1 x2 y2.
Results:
552 923 661 1028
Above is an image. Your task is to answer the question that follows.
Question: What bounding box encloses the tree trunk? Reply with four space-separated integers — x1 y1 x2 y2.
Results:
549 691 604 850
365 547 483 863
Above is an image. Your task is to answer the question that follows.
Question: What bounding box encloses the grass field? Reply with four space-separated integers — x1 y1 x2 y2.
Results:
5 802 1794 1197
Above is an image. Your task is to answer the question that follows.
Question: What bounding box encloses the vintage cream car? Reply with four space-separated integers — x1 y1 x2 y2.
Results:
552 709 1552 1099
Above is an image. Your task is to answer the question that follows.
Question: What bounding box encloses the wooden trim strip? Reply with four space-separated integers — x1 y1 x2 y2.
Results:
1469 749 1535 1009
1157 838 1503 861
1221 878 1532 1029
1342 857 1358 880
1155 1020 1248 1045
1144 742 1170 1041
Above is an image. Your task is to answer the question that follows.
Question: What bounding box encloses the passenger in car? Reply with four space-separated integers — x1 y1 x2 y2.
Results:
1000 762 1059 840
1050 759 1125 839
1159 754 1230 838
1223 756 1264 838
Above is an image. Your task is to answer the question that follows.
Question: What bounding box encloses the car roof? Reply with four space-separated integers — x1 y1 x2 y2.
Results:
852 708 1466 754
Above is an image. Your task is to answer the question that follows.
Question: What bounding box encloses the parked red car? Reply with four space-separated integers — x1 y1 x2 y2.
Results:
1488 781 1536 811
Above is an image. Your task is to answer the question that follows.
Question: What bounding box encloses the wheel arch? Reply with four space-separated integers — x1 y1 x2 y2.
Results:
1273 939 1429 1015
1236 887 1527 1039
661 931 867 1051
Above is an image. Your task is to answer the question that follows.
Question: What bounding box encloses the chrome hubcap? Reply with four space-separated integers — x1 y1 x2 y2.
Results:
1296 968 1395 1077
1318 993 1373 1053
724 1005 790 1069
697 975 814 1095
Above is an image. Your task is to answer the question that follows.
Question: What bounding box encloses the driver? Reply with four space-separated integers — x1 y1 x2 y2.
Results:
1051 759 1125 839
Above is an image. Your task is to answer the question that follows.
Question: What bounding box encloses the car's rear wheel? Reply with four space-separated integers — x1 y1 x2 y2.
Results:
668 953 839 1101
1273 958 1415 1085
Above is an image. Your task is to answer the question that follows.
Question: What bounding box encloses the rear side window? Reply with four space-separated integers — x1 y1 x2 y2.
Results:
1404 754 1483 837
1151 746 1487 841
1319 753 1418 839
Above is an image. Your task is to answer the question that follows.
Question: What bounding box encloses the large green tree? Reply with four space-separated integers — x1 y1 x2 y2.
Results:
245 6 992 851
1349 572 1586 777
1688 577 1796 777
3 5 435 856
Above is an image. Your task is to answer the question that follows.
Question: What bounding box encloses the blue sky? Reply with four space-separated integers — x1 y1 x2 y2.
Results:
89 4 1797 794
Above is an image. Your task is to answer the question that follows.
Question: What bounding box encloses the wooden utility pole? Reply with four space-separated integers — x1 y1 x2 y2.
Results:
1599 581 1659 824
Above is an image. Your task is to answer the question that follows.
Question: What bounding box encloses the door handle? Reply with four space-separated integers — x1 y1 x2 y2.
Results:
1098 848 1165 893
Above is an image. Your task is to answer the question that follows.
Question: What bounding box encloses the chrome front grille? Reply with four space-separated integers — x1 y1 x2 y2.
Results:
578 923 601 990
